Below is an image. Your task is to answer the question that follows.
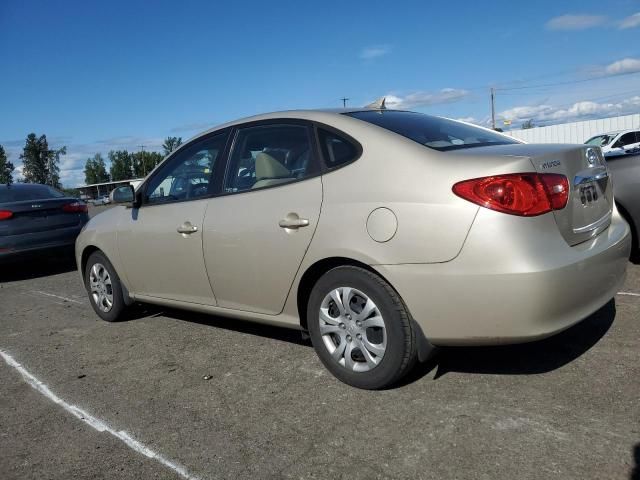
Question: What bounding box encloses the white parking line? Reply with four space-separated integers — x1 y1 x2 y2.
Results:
618 292 640 297
31 291 85 304
0 349 200 480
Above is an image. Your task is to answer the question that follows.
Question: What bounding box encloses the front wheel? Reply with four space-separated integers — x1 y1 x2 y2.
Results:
307 266 418 389
84 251 127 322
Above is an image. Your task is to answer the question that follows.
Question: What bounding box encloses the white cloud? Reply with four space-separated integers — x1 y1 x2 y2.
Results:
499 95 640 125
603 57 640 76
380 88 470 109
456 117 479 125
619 12 640 29
546 14 607 30
360 45 391 60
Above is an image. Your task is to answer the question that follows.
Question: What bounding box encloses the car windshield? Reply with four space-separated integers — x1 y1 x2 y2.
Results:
585 134 616 147
0 185 66 203
345 110 519 151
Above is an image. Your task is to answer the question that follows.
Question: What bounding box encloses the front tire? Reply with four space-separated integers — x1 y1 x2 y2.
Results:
85 251 127 322
307 266 417 389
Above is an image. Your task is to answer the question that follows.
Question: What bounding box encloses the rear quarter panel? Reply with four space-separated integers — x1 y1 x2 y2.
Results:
300 115 539 266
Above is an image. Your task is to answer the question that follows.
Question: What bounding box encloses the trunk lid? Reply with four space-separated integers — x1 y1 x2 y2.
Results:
451 144 613 246
0 198 83 236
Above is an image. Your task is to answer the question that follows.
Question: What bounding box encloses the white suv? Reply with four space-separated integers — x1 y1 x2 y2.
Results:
586 129 640 157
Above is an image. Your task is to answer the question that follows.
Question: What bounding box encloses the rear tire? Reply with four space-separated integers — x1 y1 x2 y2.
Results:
84 251 127 322
307 266 418 389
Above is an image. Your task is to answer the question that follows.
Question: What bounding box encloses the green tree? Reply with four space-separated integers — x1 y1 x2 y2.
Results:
20 134 66 188
0 145 14 184
84 153 110 185
162 136 182 156
61 187 80 197
108 150 133 181
521 119 535 130
132 151 164 177
48 146 65 188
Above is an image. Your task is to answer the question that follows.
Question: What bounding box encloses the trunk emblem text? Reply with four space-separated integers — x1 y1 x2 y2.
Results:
541 160 561 169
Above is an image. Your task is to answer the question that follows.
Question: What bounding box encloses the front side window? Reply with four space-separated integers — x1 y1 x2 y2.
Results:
585 134 616 147
225 124 315 192
317 128 360 168
345 110 519 152
145 132 228 204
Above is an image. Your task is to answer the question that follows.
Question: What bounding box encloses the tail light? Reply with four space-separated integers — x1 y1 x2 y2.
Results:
453 173 569 217
62 202 88 213
0 210 13 220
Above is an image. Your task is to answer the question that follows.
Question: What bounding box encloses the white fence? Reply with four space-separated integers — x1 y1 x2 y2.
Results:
504 113 640 144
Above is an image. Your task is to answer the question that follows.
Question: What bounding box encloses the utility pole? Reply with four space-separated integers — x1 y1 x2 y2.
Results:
138 145 146 176
490 87 496 130
340 97 349 108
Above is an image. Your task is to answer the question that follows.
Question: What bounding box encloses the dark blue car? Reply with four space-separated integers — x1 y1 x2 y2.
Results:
0 183 89 259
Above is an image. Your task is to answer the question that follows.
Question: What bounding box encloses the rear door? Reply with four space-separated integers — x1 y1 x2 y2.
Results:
202 121 322 315
117 130 229 305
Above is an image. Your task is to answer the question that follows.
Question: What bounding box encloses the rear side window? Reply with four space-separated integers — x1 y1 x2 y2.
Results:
585 134 616 147
345 110 518 152
317 128 359 168
0 185 65 203
224 124 316 193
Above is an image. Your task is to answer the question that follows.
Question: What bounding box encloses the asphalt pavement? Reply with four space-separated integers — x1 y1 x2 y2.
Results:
0 208 638 479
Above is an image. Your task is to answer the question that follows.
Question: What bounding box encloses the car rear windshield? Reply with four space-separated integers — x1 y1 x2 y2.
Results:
345 110 519 151
0 185 65 203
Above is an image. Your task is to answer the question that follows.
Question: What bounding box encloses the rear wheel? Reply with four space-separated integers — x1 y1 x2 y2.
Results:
307 266 417 389
85 251 126 322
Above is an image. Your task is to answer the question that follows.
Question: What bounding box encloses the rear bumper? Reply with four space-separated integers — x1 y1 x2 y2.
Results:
375 209 631 346
0 224 85 258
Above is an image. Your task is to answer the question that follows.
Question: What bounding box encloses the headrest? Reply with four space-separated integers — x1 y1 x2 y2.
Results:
255 152 290 180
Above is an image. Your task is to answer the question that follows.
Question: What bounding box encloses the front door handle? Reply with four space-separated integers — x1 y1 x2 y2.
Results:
177 222 198 235
278 217 310 229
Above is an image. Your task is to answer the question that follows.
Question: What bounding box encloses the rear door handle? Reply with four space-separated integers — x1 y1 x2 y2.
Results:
177 222 198 234
278 217 310 229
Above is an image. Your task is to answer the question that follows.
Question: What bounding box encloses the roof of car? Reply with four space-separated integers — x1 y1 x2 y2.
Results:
190 108 416 141
590 129 639 137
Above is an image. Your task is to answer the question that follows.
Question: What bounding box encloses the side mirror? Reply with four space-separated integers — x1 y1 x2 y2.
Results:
110 185 135 205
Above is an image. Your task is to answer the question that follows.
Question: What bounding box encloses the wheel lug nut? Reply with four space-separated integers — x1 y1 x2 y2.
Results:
339 323 346 329
356 333 362 340
346 335 352 342
356 320 362 327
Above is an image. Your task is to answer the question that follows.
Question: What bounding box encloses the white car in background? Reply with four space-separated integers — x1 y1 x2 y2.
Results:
90 196 111 206
585 129 640 157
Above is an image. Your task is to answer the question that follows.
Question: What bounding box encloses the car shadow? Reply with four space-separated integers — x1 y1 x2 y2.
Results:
126 298 617 387
0 247 77 282
125 303 309 346
632 443 640 480
430 299 616 379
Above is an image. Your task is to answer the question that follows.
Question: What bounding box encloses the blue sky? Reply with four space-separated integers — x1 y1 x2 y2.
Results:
1 0 639 187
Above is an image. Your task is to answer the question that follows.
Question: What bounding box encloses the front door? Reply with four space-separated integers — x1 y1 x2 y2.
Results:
118 131 229 305
202 122 322 315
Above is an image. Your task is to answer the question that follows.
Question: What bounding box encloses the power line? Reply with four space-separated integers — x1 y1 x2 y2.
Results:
495 71 640 91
